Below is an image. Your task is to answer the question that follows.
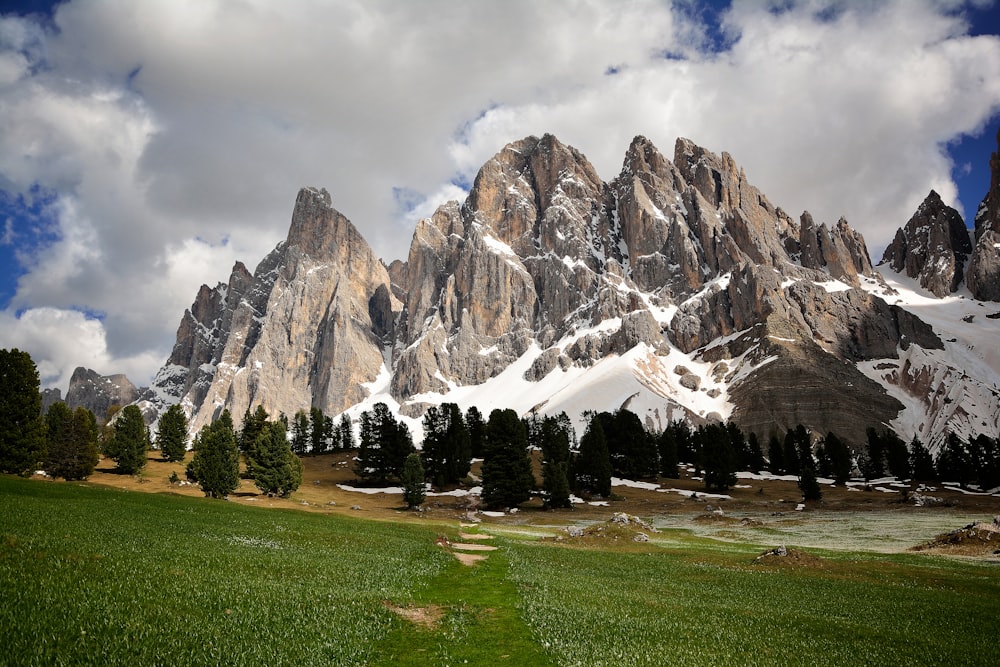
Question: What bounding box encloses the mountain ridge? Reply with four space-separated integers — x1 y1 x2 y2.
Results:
131 132 1000 450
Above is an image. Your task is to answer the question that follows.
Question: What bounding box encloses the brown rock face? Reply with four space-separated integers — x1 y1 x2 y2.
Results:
879 190 971 297
967 128 1000 301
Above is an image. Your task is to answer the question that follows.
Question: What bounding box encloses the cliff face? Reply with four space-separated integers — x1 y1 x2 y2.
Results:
966 128 1000 301
137 134 1000 449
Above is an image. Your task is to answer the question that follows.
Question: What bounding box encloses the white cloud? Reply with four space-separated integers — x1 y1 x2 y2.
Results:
0 0 998 393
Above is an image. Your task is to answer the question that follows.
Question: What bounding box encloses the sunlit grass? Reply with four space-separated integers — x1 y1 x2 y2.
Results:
2 476 998 666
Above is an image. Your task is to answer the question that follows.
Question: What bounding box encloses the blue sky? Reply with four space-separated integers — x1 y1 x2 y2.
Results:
1 0 999 391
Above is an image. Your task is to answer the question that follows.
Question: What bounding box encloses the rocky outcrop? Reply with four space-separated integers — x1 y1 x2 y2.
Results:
967 128 1000 301
142 187 399 433
879 190 971 297
63 367 140 419
136 133 994 447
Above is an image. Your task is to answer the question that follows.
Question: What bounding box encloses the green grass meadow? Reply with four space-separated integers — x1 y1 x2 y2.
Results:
2 476 998 666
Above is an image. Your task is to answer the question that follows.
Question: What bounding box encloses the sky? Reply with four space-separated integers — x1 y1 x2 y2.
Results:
0 0 999 393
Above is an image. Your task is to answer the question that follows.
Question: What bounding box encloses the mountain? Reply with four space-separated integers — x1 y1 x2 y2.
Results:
41 367 141 419
135 133 1000 450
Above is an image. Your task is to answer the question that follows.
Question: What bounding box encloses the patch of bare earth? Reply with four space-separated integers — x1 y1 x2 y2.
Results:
912 520 1000 557
383 602 444 629
754 546 826 568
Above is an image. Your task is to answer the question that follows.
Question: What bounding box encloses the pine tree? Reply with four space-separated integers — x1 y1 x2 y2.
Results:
540 414 573 509
481 409 534 509
355 403 414 483
105 405 149 474
250 421 302 498
574 415 612 498
338 413 355 450
0 348 46 475
605 409 657 479
187 411 240 498
290 410 311 455
908 436 936 481
863 427 887 479
466 406 486 459
421 403 471 487
783 430 801 476
968 434 1000 490
44 403 99 481
400 452 426 509
884 431 911 479
700 423 737 492
824 432 852 485
767 434 785 474
239 405 270 475
157 404 188 462
309 406 330 455
657 424 680 478
746 432 766 474
935 432 972 485
798 465 823 501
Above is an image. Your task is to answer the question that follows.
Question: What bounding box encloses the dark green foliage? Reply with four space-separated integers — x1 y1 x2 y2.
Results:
43 404 99 481
239 405 270 477
105 405 149 474
466 406 486 459
792 424 812 472
421 403 471 488
187 411 240 498
401 452 426 509
824 432 853 485
290 410 310 455
657 423 680 478
862 427 887 479
746 432 766 474
481 409 533 509
699 423 737 492
0 348 46 475
574 415 612 498
250 421 303 498
354 403 414 483
767 434 785 474
157 404 189 462
337 413 355 450
536 414 573 509
968 434 1000 490
601 410 658 479
883 432 911 479
798 465 823 500
909 437 936 481
783 430 801 476
727 422 747 470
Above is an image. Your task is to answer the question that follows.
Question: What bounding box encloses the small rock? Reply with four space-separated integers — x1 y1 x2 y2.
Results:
633 532 650 543
351 505 362 511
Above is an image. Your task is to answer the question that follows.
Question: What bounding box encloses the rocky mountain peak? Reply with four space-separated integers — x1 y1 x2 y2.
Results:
966 128 1000 301
879 189 971 297
64 367 140 419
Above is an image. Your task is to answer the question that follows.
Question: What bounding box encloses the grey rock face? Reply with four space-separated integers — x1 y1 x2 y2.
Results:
967 129 1000 301
64 367 140 419
879 190 971 297
137 133 980 445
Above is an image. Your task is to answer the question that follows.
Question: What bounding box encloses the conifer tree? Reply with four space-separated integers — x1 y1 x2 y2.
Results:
239 405 270 475
657 424 680 478
290 410 311 455
908 436 936 481
401 452 426 509
700 423 737 492
574 415 612 498
481 408 534 509
338 413 355 450
187 411 240 498
767 434 785 474
44 403 99 480
105 405 149 475
157 404 188 463
250 421 302 497
824 432 852 485
355 403 414 483
539 414 573 509
421 403 471 487
0 348 46 475
884 431 911 479
466 406 486 459
746 432 766 474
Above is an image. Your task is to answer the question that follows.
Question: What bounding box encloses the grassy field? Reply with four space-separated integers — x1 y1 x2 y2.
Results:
2 475 999 666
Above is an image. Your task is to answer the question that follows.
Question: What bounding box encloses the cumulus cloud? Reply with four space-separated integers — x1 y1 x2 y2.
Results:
0 0 998 392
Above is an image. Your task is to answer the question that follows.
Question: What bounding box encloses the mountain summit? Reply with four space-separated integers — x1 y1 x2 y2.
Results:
136 134 1000 449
